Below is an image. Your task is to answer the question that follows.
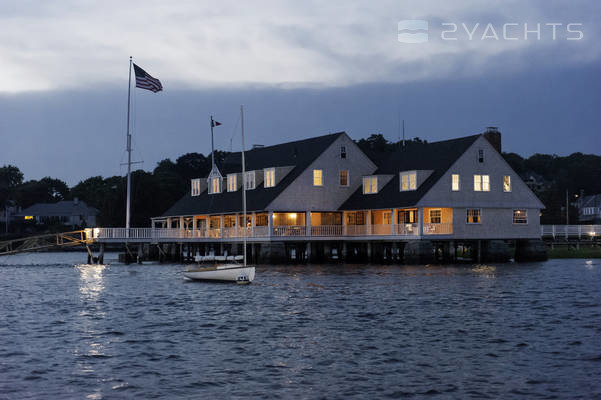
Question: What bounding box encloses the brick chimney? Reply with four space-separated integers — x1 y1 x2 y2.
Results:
483 126 501 153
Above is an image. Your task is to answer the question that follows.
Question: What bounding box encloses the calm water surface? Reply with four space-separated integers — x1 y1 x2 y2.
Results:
1 253 600 399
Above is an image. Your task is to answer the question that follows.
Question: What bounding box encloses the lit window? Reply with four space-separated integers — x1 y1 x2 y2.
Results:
467 209 481 224
513 209 527 224
227 174 237 192
341 146 346 159
429 209 442 224
363 176 378 194
474 175 490 192
478 149 484 163
400 171 417 191
313 169 323 186
264 168 275 188
208 177 221 194
245 171 255 190
503 175 511 192
452 174 460 191
383 211 392 224
191 179 201 196
339 170 349 186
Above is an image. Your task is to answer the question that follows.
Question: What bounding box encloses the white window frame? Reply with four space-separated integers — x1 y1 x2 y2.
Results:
482 175 490 192
208 176 222 194
340 146 347 159
400 171 417 191
513 209 528 224
227 174 237 192
503 175 511 192
313 169 323 187
474 174 490 192
429 209 442 224
245 171 255 190
339 170 349 187
264 168 275 188
452 174 460 191
466 208 481 224
478 149 484 163
191 179 201 196
363 176 378 194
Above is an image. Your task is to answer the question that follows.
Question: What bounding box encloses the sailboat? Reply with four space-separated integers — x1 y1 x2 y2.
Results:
183 106 256 283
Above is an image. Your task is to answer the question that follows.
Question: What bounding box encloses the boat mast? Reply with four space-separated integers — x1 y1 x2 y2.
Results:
125 56 133 231
240 105 247 266
210 116 216 169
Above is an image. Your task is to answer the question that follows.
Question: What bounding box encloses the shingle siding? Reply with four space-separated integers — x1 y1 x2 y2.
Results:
267 133 377 211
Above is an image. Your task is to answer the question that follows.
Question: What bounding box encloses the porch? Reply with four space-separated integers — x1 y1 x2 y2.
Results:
92 208 453 242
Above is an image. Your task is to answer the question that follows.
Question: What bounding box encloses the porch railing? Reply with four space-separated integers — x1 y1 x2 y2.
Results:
92 223 430 241
422 223 453 235
541 225 600 239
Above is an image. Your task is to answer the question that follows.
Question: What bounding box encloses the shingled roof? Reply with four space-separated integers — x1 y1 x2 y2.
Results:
162 132 345 217
18 200 98 217
339 134 481 210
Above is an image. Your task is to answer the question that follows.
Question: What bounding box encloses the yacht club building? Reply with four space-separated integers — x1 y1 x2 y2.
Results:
149 128 546 263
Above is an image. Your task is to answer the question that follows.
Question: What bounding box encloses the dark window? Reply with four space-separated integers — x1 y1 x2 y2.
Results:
341 146 346 159
478 149 484 163
346 212 365 225
398 210 418 224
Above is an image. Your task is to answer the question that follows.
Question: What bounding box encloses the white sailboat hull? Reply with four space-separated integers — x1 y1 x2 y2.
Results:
183 264 255 282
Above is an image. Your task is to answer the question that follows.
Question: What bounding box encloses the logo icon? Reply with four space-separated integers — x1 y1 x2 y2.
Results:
398 20 429 43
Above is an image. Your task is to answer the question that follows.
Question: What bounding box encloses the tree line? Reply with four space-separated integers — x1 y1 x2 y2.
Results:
1 134 599 232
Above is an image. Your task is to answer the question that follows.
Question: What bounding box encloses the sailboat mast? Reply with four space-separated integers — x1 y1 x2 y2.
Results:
210 116 216 168
125 56 133 230
240 105 247 266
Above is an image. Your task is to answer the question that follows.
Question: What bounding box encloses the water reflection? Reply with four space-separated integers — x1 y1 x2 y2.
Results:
74 264 108 395
76 264 106 300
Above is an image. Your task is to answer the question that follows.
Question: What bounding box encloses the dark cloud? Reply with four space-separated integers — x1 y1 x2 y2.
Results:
1 62 599 186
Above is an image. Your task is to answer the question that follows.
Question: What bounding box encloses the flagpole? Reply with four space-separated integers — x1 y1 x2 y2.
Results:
210 116 216 168
240 105 247 266
125 56 133 231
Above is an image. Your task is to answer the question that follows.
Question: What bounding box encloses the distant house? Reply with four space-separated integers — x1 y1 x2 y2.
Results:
578 194 601 224
17 198 98 228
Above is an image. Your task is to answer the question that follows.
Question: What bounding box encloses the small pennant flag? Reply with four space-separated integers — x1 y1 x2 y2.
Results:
211 119 222 127
133 63 163 93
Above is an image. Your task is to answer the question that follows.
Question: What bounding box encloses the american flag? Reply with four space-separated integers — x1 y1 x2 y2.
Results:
133 63 162 93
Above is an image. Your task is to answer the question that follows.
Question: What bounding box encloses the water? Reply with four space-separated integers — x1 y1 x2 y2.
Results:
1 253 600 399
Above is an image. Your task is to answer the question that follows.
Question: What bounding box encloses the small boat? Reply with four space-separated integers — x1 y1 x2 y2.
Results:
184 262 255 282
183 106 256 283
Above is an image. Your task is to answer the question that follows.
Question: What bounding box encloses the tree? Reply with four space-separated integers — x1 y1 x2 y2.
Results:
0 165 24 207
15 177 70 208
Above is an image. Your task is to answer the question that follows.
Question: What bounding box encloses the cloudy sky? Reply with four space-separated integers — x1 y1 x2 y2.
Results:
0 0 600 185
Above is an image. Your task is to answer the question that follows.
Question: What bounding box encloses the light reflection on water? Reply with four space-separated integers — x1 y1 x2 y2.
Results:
76 264 106 299
0 253 600 399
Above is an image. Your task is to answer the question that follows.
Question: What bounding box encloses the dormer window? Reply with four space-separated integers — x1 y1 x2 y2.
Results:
208 176 222 194
264 168 275 188
363 176 378 194
227 174 237 192
245 171 256 190
341 146 347 159
191 179 201 196
400 171 416 191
